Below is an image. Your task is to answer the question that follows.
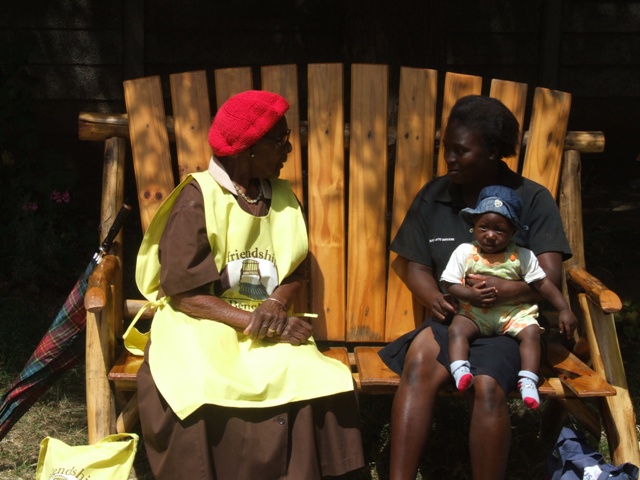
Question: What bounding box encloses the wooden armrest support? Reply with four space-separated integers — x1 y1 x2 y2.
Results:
84 255 120 313
566 266 622 313
545 341 616 397
116 392 140 434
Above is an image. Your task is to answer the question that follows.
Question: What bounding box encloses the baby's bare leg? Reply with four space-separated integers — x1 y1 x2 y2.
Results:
515 324 541 374
449 314 480 361
448 315 480 392
516 324 541 409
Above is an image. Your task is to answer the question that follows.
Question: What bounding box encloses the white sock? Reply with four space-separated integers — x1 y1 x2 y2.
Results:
518 370 540 409
451 360 474 391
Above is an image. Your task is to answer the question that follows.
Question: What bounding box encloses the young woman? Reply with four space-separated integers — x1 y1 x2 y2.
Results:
379 95 572 479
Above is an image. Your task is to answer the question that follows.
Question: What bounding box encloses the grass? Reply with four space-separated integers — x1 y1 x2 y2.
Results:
0 368 86 479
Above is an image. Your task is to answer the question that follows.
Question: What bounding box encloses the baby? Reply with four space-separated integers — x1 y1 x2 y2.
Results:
440 185 577 409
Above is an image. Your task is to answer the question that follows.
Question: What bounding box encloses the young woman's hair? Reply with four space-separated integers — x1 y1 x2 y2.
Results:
447 95 520 159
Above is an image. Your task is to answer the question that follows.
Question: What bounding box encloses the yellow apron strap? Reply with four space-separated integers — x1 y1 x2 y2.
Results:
123 298 167 356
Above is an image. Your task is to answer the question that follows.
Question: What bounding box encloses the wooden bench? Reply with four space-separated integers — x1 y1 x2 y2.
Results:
79 63 640 466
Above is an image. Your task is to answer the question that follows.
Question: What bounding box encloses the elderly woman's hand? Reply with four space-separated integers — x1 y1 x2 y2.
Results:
244 297 288 341
278 316 313 345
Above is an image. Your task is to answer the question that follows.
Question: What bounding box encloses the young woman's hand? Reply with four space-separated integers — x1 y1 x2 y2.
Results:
430 293 457 323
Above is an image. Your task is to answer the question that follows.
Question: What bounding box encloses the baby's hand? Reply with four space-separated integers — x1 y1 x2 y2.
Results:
469 283 497 308
558 309 578 339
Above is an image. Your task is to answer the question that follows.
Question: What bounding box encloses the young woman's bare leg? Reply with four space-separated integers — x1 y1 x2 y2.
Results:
389 327 450 480
466 375 512 480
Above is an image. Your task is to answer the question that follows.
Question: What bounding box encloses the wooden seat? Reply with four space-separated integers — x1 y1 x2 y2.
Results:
108 350 142 392
80 63 640 467
354 342 617 398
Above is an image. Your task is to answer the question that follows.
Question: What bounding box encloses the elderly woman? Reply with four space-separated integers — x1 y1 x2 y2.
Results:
135 90 364 479
379 95 572 479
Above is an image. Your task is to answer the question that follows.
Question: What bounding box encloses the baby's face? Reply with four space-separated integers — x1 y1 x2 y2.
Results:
473 213 517 253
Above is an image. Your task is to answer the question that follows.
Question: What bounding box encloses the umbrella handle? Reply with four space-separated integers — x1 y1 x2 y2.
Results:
95 203 133 263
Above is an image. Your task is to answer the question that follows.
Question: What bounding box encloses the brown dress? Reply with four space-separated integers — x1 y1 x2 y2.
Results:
137 180 365 479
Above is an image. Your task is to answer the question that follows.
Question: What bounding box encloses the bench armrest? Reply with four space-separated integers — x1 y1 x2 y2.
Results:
566 266 622 313
84 255 120 313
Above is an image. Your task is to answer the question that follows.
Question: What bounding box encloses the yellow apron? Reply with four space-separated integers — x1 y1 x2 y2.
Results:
136 172 354 420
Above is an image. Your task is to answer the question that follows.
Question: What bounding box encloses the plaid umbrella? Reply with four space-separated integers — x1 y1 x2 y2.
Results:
0 203 131 441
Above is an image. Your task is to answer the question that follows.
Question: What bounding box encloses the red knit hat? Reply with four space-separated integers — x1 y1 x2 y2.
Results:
208 90 290 157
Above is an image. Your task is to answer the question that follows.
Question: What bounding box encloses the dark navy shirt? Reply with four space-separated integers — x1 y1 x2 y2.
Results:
390 161 572 285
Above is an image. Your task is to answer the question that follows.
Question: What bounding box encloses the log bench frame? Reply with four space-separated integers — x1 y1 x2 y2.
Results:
80 63 640 466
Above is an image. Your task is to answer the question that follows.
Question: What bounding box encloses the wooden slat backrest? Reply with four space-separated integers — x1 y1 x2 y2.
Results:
346 64 390 342
489 79 528 172
435 75 529 178
169 70 211 181
213 67 253 107
259 64 307 313
521 88 572 199
436 72 483 176
261 65 304 204
384 66 438 341
307 63 346 340
125 64 572 345
123 76 175 233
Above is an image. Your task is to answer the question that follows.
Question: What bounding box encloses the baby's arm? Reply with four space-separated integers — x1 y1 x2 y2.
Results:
441 244 497 308
442 282 466 301
532 277 578 338
442 280 497 308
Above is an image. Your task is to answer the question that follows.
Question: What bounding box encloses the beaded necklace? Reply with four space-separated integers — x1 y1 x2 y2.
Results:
232 181 263 204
